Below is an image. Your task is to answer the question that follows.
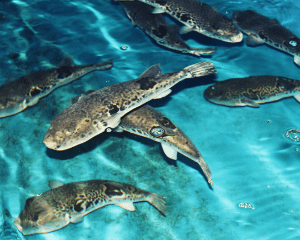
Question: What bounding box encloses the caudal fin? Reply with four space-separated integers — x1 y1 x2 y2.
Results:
184 61 217 78
147 192 166 216
95 59 113 70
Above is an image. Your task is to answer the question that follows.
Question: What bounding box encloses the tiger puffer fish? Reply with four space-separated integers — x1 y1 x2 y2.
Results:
115 104 212 185
14 180 166 235
43 61 216 151
119 1 216 56
116 0 243 43
0 56 113 118
204 75 300 107
232 10 300 66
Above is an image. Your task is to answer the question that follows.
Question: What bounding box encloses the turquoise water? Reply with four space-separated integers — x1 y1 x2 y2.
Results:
1 0 300 239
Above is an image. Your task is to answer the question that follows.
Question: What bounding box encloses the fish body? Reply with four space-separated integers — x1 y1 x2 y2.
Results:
43 61 216 150
117 0 242 43
115 104 212 185
14 180 166 235
204 75 300 107
232 10 300 66
0 56 113 118
119 1 216 56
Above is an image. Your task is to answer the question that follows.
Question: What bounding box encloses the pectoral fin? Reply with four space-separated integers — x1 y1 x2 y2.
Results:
115 202 136 211
114 126 124 132
246 35 264 46
110 117 121 128
179 26 194 35
152 7 165 14
294 55 300 66
240 98 260 107
71 216 84 224
294 94 300 102
48 180 64 189
161 142 178 160
154 89 172 99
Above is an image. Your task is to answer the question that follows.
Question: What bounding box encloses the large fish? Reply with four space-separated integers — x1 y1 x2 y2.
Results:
116 0 243 43
204 75 300 107
14 180 166 235
232 10 300 66
0 56 113 118
119 1 216 56
114 104 212 185
43 61 216 150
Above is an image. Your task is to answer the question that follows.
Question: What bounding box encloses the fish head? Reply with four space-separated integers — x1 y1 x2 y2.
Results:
44 106 101 151
204 83 237 106
0 96 27 118
201 17 243 43
14 196 69 235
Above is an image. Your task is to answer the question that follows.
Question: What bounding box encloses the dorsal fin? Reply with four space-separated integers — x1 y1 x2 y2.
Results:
58 55 75 67
137 64 162 80
48 180 64 189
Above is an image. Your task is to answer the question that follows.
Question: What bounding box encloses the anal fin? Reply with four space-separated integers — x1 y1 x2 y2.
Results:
154 89 172 99
294 94 300 102
179 25 194 35
152 7 165 14
115 202 136 211
240 98 260 107
161 142 178 160
71 216 84 224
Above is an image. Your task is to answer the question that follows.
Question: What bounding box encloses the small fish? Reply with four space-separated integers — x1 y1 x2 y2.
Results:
116 0 243 43
232 10 300 66
114 104 212 185
43 61 216 150
0 56 113 118
204 75 300 107
119 1 216 56
14 180 166 235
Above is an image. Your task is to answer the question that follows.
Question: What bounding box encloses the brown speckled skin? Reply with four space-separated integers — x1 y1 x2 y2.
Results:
120 1 216 56
204 75 300 107
232 10 300 57
0 60 113 118
14 180 166 235
131 0 242 42
44 61 216 151
118 104 212 185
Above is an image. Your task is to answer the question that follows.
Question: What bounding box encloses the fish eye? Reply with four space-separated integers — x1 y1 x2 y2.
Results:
212 87 215 90
150 127 164 137
158 40 165 44
289 40 297 47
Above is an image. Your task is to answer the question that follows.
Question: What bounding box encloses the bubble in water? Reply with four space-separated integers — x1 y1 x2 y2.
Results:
284 129 300 143
120 46 128 50
295 148 299 152
239 202 254 209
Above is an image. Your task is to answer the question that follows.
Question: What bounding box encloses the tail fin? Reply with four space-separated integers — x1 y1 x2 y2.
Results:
197 156 213 186
94 59 113 70
147 193 166 216
184 61 217 78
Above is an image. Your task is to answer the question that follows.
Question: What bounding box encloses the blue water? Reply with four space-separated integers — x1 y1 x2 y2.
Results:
1 0 300 239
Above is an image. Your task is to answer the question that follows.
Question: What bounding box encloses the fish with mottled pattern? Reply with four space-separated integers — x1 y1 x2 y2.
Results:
232 10 300 66
204 75 300 107
114 104 212 185
115 0 243 43
14 180 166 235
43 61 216 150
119 1 216 56
0 56 113 118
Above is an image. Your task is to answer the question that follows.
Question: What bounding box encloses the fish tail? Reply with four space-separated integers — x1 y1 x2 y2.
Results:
146 192 166 216
183 61 217 78
95 59 113 70
197 156 213 186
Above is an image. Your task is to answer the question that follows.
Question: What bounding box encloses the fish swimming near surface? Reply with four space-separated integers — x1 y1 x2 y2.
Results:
0 56 113 118
115 0 243 43
43 61 216 151
119 1 216 56
204 75 300 107
114 104 212 185
232 10 300 66
14 180 166 235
